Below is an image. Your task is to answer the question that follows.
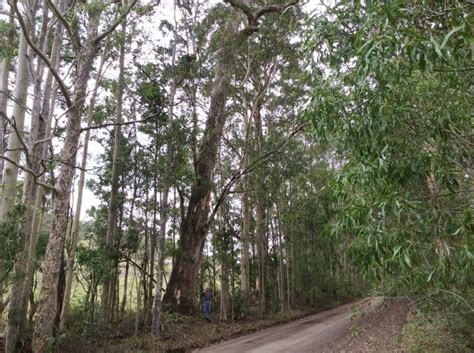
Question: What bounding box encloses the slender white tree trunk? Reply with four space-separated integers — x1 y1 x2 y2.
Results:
0 30 31 221
3 8 35 352
0 6 14 191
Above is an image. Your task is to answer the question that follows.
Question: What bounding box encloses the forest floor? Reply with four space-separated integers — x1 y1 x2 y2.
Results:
55 297 414 353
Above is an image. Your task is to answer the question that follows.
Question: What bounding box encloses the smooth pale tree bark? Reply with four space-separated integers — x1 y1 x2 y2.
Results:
0 20 31 221
0 0 15 325
0 6 14 190
102 18 126 324
5 6 51 348
3 6 36 352
60 49 107 331
19 0 49 250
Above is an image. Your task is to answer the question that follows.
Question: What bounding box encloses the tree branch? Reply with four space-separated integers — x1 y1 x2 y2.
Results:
209 123 308 224
80 107 164 132
92 0 139 45
224 0 299 34
0 155 56 193
12 0 73 108
45 0 81 53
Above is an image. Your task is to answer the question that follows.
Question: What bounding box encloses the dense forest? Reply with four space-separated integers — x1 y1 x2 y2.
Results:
0 0 472 352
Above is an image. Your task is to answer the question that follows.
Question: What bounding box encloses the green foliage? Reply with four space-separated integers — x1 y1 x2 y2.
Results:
0 204 25 282
401 299 474 353
0 19 16 60
304 0 473 291
304 0 473 347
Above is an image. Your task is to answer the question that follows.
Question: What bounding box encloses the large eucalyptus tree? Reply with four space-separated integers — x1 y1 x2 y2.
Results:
162 0 298 314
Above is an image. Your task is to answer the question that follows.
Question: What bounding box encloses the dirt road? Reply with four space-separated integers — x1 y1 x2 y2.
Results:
197 297 384 353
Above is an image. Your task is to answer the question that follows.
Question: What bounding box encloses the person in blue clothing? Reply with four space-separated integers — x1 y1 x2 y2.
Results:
202 287 213 321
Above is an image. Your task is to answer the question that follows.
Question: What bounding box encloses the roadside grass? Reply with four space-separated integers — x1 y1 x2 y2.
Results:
400 307 473 353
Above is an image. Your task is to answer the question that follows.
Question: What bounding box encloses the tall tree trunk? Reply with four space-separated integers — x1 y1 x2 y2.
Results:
252 102 267 319
152 1 178 332
102 17 126 324
162 10 247 315
277 214 285 312
25 80 59 329
0 13 32 221
141 191 150 323
3 6 35 351
147 172 157 326
0 5 14 189
32 11 102 352
220 226 230 322
60 49 107 331
161 0 294 313
120 261 129 320
121 153 138 321
152 188 168 338
11 6 51 342
239 94 252 307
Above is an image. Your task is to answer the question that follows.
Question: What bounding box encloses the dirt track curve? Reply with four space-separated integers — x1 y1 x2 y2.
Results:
196 297 384 353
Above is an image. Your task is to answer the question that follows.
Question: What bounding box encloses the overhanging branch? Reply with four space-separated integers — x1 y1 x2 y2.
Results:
208 123 308 224
224 0 299 34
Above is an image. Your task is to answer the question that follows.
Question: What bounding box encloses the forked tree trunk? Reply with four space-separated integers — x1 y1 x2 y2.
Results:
32 13 101 353
162 0 294 313
162 11 245 315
